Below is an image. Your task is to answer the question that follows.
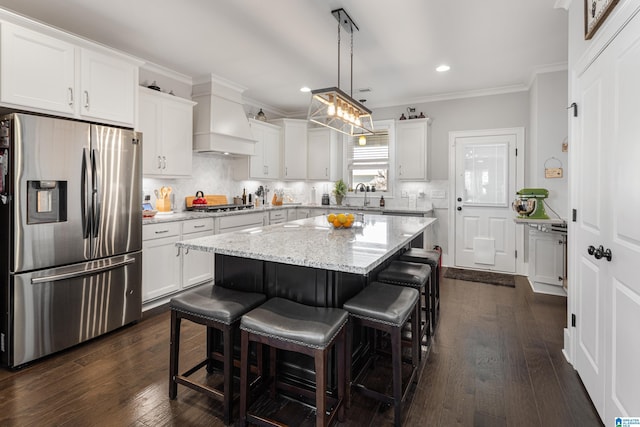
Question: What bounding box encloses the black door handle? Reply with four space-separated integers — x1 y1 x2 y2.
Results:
588 245 595 256
602 248 612 262
594 246 604 259
457 207 462 211
457 197 462 202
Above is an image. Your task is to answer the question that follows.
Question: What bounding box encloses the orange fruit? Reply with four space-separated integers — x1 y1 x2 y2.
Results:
333 219 341 228
337 213 347 224
327 213 336 223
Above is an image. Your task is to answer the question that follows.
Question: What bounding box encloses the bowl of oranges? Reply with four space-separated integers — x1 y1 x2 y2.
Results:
327 212 355 229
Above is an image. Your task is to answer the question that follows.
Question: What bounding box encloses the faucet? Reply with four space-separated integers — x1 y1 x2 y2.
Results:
355 183 369 207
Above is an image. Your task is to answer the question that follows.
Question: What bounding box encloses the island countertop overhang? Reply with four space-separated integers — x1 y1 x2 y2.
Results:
176 215 437 275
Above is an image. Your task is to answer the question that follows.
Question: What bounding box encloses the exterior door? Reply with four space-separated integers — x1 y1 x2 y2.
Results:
451 129 520 273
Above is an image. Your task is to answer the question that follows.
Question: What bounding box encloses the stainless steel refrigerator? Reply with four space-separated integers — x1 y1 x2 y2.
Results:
0 112 142 368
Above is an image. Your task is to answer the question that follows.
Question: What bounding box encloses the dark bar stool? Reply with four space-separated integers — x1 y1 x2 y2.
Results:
169 284 267 425
239 297 348 427
399 248 441 332
343 281 420 427
377 260 431 349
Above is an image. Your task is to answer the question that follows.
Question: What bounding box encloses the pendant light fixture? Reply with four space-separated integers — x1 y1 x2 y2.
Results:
307 8 374 137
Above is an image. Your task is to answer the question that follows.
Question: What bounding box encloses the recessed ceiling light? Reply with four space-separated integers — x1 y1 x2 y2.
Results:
436 65 450 72
300 87 311 92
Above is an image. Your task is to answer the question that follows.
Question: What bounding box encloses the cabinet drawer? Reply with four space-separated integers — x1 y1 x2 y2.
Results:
143 222 181 240
183 218 214 234
218 212 265 231
269 210 286 221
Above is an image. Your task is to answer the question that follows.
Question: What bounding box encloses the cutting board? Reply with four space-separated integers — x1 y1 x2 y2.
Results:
184 194 228 208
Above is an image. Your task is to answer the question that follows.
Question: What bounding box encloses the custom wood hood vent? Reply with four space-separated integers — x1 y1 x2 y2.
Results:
192 74 257 156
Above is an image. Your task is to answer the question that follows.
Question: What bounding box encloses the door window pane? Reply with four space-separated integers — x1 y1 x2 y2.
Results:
463 143 508 206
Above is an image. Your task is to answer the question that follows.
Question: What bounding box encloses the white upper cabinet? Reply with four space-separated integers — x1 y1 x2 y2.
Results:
78 48 137 124
138 86 195 177
0 21 139 127
307 127 342 181
396 118 429 181
270 118 307 180
0 22 75 114
235 119 281 180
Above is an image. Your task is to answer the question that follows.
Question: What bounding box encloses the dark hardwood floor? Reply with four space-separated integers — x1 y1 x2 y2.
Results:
0 272 602 426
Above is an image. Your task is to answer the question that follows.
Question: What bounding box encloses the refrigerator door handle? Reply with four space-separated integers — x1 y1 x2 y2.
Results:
81 148 91 239
92 148 101 238
30 257 136 284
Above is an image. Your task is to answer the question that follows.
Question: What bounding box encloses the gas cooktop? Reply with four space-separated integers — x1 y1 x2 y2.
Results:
188 204 255 213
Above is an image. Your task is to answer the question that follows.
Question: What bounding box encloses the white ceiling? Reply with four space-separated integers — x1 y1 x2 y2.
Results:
0 0 568 116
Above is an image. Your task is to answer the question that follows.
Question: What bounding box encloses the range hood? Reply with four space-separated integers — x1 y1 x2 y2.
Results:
192 75 256 155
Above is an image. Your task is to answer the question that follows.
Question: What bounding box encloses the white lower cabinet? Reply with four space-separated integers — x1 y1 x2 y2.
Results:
528 229 565 296
142 222 182 302
142 218 214 304
269 210 287 225
181 219 215 289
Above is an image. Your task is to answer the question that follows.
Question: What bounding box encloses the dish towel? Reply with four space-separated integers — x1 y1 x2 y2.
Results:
473 237 496 265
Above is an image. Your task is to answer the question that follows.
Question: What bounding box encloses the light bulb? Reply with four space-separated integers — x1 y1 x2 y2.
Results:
336 101 343 118
327 103 336 116
359 135 366 146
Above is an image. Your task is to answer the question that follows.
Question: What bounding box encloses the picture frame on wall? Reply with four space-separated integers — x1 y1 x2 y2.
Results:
585 0 620 40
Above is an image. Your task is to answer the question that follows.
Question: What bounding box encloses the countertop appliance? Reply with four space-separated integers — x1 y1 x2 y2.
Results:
0 112 142 368
512 188 550 219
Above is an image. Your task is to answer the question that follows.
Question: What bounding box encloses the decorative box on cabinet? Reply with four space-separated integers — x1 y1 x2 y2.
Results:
234 119 280 180
139 86 196 177
396 118 429 181
270 118 307 180
307 127 342 180
0 21 139 126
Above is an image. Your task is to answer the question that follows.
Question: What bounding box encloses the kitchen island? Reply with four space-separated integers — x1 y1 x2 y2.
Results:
176 214 436 394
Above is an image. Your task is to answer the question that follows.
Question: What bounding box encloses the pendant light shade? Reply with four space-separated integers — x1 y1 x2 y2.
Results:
307 8 374 137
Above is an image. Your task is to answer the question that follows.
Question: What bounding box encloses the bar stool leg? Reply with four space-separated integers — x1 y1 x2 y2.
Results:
169 310 180 399
269 347 277 399
223 324 233 425
315 348 327 427
412 303 420 375
239 330 250 427
336 327 346 422
345 320 353 410
206 327 215 373
391 326 402 427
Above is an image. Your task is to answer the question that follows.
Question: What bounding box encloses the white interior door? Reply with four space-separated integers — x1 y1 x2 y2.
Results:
573 48 608 419
572 10 640 423
450 129 520 273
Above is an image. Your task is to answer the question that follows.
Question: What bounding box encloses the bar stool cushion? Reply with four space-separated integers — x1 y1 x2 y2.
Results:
343 281 419 327
170 285 266 325
399 248 440 267
377 260 431 289
241 297 348 349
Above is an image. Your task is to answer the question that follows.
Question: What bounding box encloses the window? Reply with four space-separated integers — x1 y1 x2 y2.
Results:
347 131 389 191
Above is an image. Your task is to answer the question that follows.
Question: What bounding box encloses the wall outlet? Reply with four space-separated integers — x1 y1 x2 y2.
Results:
431 190 446 199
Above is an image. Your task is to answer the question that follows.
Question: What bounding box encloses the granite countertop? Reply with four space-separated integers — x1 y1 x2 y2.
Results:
143 203 433 224
176 214 437 275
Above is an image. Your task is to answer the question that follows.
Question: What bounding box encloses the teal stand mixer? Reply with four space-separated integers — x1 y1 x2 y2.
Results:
512 188 550 219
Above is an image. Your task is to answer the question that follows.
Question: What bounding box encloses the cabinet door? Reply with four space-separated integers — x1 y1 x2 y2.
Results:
396 119 427 180
139 90 163 175
307 128 332 180
0 23 75 114
281 121 307 179
249 123 267 178
182 230 215 289
142 235 181 301
529 231 565 295
80 48 136 125
263 126 281 179
161 98 193 176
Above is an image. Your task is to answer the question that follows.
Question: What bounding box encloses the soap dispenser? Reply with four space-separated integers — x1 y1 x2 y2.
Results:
379 195 385 207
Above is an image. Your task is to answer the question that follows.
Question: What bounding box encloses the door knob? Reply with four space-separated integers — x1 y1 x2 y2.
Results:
594 246 604 259
602 247 612 262
457 206 462 211
457 197 462 202
587 245 595 255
